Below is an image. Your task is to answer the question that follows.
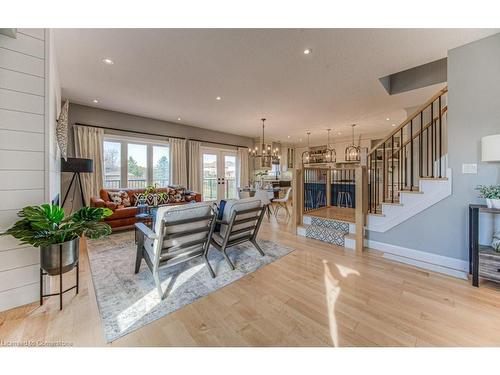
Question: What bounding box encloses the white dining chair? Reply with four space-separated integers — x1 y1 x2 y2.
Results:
273 187 292 221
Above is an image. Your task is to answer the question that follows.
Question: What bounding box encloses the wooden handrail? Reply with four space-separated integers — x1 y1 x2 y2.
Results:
368 86 448 156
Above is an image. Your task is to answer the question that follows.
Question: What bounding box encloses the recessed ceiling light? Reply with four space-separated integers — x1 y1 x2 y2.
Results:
177 117 182 121
92 99 99 103
391 123 396 127
303 48 312 55
102 58 114 65
299 138 302 142
338 132 342 135
216 96 221 101
287 135 291 139
386 118 390 121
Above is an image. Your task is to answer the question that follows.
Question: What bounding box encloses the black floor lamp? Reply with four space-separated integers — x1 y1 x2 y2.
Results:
61 158 94 208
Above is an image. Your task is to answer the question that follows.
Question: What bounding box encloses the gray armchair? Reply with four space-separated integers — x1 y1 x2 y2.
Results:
210 198 266 270
134 202 217 299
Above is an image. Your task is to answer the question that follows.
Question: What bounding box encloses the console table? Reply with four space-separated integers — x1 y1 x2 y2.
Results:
469 204 500 286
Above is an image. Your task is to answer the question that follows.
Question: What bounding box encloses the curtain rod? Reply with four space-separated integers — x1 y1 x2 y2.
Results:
74 122 249 149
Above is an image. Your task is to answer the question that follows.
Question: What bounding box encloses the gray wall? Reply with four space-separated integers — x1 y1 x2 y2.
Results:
63 103 254 208
367 32 500 261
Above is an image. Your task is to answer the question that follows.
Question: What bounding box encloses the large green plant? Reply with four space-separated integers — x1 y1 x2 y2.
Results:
0 204 113 248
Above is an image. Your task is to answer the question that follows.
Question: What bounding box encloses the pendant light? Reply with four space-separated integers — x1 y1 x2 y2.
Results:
345 124 360 161
301 131 312 165
248 118 280 162
325 128 336 163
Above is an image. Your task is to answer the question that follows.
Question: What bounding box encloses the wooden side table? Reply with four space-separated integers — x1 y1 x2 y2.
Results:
469 204 500 286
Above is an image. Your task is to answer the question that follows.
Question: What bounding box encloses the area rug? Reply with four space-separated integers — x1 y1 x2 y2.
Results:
86 231 294 342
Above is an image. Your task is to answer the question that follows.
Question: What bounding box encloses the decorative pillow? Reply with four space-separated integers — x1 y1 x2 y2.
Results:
108 191 131 207
133 193 169 206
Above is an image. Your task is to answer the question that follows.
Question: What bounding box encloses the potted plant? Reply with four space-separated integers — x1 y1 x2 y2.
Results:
0 204 112 275
476 185 500 209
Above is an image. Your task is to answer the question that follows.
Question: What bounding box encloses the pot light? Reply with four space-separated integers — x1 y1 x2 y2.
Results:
386 118 390 121
303 48 312 55
391 123 396 127
287 135 291 139
177 117 182 121
92 99 99 103
102 58 114 65
216 96 221 101
337 132 342 135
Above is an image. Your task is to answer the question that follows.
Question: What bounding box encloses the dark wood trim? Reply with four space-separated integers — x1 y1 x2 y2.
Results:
74 122 248 149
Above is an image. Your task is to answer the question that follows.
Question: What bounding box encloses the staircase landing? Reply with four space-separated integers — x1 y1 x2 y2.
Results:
306 206 355 223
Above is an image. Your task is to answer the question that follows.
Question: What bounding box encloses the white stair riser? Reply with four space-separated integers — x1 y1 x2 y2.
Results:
302 215 355 234
367 168 452 233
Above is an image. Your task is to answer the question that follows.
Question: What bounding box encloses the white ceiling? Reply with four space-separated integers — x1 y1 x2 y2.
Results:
54 28 498 145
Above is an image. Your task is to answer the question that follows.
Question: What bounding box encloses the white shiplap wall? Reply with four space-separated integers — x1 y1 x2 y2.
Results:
0 29 48 311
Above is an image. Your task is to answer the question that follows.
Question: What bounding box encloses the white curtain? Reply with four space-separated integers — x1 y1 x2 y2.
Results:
73 125 104 206
170 137 187 187
237 147 250 188
188 140 201 193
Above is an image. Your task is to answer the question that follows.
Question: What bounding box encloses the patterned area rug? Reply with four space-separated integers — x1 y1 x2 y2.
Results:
86 231 294 343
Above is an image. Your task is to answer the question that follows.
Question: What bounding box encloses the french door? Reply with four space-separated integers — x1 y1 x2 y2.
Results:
201 148 238 201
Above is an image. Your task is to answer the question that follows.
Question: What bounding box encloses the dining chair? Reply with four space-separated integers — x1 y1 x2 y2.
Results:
273 187 292 221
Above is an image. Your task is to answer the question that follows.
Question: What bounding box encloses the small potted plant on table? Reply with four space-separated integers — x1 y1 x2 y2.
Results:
476 185 500 209
0 204 112 309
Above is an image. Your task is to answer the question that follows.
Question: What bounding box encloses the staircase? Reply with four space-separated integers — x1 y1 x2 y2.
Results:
366 86 449 231
296 86 450 242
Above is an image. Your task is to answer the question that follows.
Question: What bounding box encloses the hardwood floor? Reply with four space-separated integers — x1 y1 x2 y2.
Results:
307 206 356 223
2 210 500 346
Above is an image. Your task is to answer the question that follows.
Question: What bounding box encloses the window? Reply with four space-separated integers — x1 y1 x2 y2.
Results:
153 145 170 187
127 143 148 188
103 137 170 189
103 141 121 188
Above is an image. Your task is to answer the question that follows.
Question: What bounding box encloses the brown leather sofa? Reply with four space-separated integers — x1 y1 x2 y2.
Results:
90 187 202 231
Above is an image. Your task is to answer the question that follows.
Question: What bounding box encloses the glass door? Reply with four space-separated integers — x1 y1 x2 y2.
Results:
201 148 239 201
202 152 218 201
223 153 237 200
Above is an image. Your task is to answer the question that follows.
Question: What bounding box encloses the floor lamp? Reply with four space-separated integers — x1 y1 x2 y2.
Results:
61 158 94 208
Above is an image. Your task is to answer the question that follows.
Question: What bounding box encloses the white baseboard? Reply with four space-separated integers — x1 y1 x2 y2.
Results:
365 239 468 279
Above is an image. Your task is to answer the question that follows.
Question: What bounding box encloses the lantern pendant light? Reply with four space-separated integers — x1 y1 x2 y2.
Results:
345 124 360 161
325 128 336 163
301 131 312 165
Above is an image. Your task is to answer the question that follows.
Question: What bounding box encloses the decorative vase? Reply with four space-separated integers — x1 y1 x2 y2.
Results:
486 198 500 209
40 238 79 276
137 196 148 216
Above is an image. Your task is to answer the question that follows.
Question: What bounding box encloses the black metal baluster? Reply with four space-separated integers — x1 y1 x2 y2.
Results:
431 101 434 177
439 95 442 178
420 111 423 178
410 119 414 191
383 141 386 202
368 154 372 212
391 135 395 203
400 129 403 192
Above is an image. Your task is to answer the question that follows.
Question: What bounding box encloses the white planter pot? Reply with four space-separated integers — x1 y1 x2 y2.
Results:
486 198 500 209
